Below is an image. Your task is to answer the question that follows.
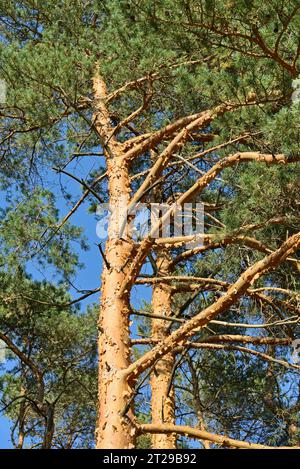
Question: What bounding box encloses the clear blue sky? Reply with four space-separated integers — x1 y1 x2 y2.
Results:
0 156 152 448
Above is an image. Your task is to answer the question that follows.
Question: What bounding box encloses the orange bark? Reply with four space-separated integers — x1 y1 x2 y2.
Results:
93 69 136 448
92 66 300 448
96 157 137 449
125 230 300 378
150 250 176 449
138 423 300 449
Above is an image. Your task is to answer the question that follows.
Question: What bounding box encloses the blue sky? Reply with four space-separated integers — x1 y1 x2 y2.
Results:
0 165 102 447
0 156 152 448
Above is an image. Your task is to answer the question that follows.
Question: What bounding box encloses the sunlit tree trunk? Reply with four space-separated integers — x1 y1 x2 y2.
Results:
93 72 136 449
150 249 176 449
96 160 136 448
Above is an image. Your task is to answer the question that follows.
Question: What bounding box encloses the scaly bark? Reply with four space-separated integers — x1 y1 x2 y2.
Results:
150 249 176 449
125 230 300 378
93 68 136 448
92 66 300 447
96 173 136 448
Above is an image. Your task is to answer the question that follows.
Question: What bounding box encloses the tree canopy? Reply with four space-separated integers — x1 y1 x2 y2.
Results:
0 0 299 449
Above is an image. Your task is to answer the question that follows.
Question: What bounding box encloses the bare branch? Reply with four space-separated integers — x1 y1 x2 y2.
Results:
124 230 300 377
137 423 300 449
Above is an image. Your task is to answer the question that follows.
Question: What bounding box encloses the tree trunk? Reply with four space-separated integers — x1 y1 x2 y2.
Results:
96 156 136 449
43 403 55 449
150 249 176 449
91 69 137 449
17 386 26 449
187 355 211 449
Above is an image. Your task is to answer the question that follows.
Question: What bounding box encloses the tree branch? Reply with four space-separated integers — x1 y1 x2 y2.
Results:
0 332 44 400
124 230 300 378
137 423 300 449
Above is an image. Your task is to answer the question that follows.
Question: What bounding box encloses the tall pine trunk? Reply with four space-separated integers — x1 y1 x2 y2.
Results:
93 74 137 446
150 249 176 449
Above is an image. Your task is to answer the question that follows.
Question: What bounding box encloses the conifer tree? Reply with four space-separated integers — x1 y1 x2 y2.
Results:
0 0 299 449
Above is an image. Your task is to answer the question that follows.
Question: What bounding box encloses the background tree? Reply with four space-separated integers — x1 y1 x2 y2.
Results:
0 273 97 449
0 0 299 449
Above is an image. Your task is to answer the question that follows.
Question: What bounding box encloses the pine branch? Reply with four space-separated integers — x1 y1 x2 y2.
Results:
137 423 300 449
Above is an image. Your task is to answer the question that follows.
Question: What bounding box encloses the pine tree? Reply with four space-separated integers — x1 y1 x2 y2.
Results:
0 0 299 449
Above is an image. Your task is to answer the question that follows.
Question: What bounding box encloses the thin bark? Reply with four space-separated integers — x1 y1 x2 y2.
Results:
93 68 137 449
171 233 300 266
184 343 300 371
133 335 291 347
125 230 300 378
150 249 176 449
120 153 300 297
137 423 300 449
92 67 300 447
